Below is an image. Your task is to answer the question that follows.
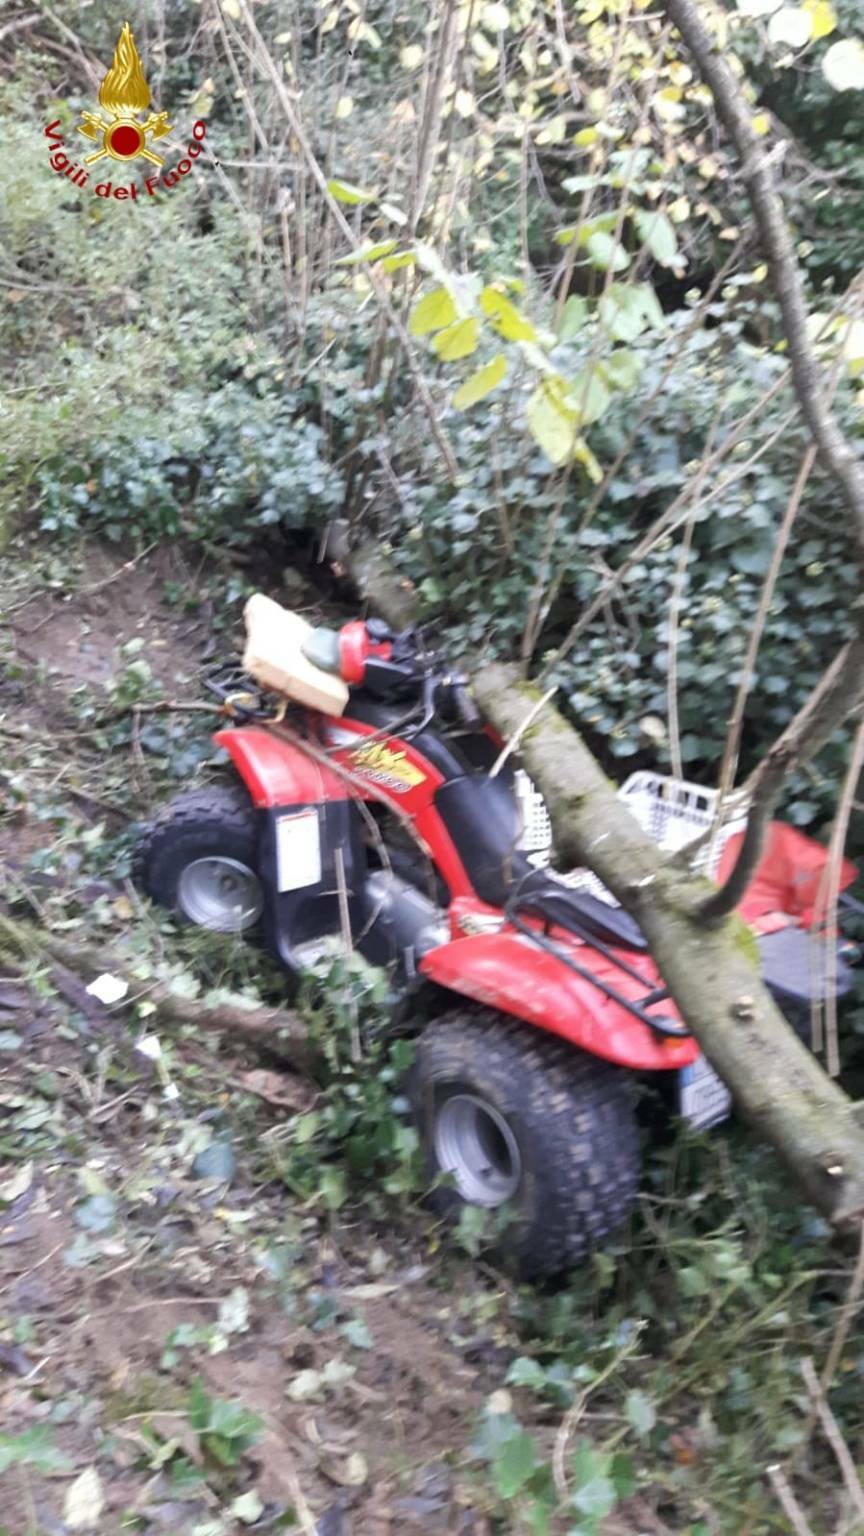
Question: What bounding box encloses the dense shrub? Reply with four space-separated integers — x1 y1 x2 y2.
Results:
368 300 862 824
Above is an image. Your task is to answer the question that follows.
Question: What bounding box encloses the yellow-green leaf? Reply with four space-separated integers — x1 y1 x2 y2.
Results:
410 286 458 337
452 354 508 409
327 178 376 205
338 240 398 266
536 114 568 145
480 287 537 341
802 0 836 37
573 436 603 484
381 251 416 273
432 317 480 361
526 380 580 466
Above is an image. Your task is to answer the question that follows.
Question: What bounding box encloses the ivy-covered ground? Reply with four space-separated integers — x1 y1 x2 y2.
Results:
2 533 863 1536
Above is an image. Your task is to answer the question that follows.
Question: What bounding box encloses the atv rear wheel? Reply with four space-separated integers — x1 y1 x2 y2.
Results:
408 1009 639 1279
134 785 263 934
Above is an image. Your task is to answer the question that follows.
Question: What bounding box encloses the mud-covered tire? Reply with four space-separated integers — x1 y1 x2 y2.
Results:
133 784 262 933
407 1009 640 1279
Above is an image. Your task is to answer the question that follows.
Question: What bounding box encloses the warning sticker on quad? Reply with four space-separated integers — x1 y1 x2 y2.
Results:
678 1053 732 1130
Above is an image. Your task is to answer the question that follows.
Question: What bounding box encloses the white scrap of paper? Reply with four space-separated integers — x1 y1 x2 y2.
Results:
136 1034 162 1061
85 973 129 1006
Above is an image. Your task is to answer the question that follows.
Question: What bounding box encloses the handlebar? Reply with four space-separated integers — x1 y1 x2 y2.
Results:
451 678 482 728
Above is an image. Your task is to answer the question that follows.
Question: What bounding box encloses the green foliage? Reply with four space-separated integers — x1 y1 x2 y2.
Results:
0 1425 71 1475
374 294 862 827
266 950 420 1207
186 1380 263 1467
0 99 345 548
473 1127 864 1531
738 0 864 285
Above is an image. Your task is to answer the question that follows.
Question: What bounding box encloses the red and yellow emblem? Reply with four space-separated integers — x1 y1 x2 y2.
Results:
76 22 172 167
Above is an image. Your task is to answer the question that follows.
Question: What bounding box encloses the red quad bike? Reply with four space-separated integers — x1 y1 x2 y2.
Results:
135 595 864 1279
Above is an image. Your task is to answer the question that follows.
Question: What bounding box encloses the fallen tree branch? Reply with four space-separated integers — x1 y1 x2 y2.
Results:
343 539 422 632
473 665 864 1233
0 912 319 1073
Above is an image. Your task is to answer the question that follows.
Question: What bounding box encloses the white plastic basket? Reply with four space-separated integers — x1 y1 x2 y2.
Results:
514 769 553 858
517 769 748 905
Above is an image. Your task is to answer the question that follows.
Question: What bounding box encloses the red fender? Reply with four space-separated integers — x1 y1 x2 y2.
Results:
419 929 699 1072
213 726 350 808
717 821 858 929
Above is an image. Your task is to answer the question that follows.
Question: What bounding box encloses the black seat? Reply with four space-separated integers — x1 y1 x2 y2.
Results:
513 873 649 951
434 773 649 948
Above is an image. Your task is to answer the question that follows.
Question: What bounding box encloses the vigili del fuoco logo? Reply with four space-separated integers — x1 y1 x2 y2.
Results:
43 22 210 202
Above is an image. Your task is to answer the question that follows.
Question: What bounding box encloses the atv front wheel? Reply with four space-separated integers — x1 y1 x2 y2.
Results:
134 784 263 934
408 1009 639 1279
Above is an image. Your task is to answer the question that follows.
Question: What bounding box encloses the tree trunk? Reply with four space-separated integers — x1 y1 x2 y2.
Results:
473 666 864 1232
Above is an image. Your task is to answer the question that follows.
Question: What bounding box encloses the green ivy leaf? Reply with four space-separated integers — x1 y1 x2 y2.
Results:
432 317 481 361
633 209 679 268
410 287 458 337
319 1165 347 1209
505 1356 548 1390
562 173 604 194
625 1388 657 1438
452 353 508 408
584 231 630 272
600 350 642 391
558 295 589 341
599 282 664 343
480 286 537 341
294 1111 319 1144
327 178 376 204
571 1474 617 1518
492 1429 537 1499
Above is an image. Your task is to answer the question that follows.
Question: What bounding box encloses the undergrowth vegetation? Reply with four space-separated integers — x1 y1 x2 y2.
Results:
4 0 864 1529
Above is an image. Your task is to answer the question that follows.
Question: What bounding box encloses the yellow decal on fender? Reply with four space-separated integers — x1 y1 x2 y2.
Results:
349 741 426 793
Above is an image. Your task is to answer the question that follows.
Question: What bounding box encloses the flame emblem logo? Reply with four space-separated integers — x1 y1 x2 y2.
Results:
76 23 172 166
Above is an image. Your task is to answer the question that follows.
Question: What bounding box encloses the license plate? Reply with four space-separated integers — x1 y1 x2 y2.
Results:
678 1053 733 1130
276 809 321 892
